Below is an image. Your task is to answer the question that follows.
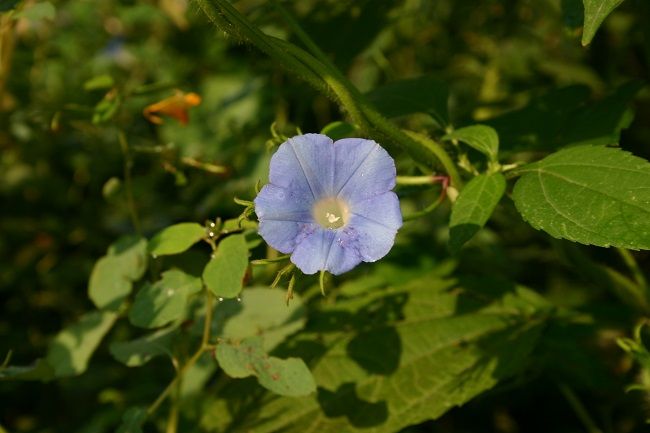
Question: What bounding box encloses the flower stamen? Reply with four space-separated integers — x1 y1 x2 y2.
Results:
313 197 349 230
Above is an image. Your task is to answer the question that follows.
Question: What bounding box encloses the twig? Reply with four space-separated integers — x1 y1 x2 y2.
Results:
117 131 142 235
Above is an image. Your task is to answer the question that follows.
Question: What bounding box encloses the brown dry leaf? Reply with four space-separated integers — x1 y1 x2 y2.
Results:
143 90 201 125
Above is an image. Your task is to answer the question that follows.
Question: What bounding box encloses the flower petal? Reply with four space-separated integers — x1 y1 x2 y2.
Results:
254 184 312 222
349 191 402 231
290 228 336 275
270 134 334 199
345 216 398 263
258 220 317 255
344 191 402 262
289 193 401 274
334 138 396 201
323 235 364 275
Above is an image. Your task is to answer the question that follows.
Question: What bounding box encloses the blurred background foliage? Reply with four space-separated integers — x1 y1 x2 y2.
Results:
1 0 650 432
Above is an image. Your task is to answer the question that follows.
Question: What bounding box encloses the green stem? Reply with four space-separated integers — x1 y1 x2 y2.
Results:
148 290 214 417
117 131 142 235
270 37 369 130
194 0 461 186
195 0 328 95
269 0 334 75
401 130 462 188
268 0 369 130
251 255 290 265
397 175 440 185
165 380 180 433
291 23 462 184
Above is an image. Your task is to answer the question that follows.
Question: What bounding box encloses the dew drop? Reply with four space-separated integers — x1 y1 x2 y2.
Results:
218 297 224 302
210 222 216 227
236 297 242 302
208 231 214 237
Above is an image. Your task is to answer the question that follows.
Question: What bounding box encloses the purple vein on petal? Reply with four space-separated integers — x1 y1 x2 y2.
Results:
335 143 378 197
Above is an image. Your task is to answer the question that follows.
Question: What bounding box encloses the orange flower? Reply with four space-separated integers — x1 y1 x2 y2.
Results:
143 90 201 125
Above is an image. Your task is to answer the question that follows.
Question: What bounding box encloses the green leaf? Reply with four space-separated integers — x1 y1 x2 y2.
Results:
129 269 202 329
233 272 549 433
216 287 306 352
148 222 206 257
109 327 176 367
582 0 625 46
88 236 148 310
444 125 499 161
203 234 248 298
321 121 357 140
14 1 55 20
0 359 54 381
216 336 316 397
513 145 650 249
46 311 118 377
84 75 115 91
449 173 506 252
365 76 449 127
115 407 147 433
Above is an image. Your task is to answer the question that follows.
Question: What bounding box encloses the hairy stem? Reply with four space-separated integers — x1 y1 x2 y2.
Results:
194 0 461 186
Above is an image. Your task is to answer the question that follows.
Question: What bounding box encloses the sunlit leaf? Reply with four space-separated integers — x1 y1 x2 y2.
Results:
582 0 625 46
513 145 650 249
444 125 499 161
148 222 206 257
109 327 176 367
232 271 549 433
88 236 148 310
216 336 316 397
45 311 117 377
129 269 202 328
203 234 248 299
449 173 506 252
216 287 306 351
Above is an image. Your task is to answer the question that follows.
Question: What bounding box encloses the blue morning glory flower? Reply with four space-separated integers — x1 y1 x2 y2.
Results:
254 133 402 275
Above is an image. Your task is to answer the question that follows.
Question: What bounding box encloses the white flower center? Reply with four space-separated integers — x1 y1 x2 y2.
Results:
313 197 350 230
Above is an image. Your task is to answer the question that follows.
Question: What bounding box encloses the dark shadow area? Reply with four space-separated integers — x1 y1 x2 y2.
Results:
347 326 401 375
317 383 388 428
